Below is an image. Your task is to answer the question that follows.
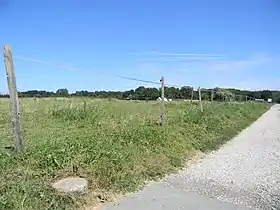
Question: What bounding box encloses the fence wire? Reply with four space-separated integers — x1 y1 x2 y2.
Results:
13 54 257 101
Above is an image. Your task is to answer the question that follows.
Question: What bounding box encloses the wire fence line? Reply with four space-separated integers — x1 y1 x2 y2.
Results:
8 50 260 111
12 54 260 121
2 44 263 152
13 55 182 87
13 54 256 100
12 55 257 103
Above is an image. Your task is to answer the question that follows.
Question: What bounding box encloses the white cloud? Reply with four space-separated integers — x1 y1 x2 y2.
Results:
128 50 226 58
122 52 280 90
134 52 279 74
207 55 274 72
230 78 280 91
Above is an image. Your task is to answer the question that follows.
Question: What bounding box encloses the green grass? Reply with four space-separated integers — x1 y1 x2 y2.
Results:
0 98 269 210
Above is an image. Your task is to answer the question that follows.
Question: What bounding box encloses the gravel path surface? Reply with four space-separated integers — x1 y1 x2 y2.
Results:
101 104 280 210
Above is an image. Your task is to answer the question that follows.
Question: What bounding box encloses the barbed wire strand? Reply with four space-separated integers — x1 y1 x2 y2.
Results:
13 55 257 101
14 55 186 87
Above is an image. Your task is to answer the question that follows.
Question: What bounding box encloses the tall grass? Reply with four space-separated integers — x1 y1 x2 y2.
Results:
0 98 269 209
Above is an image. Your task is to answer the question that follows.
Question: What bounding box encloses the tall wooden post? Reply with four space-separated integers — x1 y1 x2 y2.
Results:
83 101 87 113
190 87 194 104
160 76 165 125
198 87 203 112
3 44 23 152
211 89 214 102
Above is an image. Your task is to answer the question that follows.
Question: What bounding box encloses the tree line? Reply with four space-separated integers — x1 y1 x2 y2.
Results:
0 86 279 103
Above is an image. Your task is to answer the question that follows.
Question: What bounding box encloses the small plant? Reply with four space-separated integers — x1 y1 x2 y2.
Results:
50 106 87 121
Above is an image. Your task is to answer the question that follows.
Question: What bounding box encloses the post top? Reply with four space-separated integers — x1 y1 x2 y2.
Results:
3 44 11 51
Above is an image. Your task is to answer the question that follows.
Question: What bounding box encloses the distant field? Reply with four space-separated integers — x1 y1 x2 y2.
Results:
0 98 269 210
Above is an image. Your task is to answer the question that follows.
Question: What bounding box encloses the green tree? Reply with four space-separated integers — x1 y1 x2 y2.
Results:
56 88 69 97
134 86 146 100
123 89 135 99
165 87 180 99
260 90 272 100
180 86 192 99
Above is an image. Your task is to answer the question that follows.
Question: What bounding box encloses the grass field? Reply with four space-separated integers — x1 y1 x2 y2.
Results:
0 98 269 210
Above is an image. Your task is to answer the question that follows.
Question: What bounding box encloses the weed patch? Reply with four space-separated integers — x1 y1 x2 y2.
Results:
0 99 269 209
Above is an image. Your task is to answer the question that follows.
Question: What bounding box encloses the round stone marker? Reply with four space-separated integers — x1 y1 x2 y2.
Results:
52 177 88 193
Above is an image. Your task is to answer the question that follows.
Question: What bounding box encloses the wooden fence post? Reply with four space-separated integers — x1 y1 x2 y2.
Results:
198 87 203 112
3 44 23 152
160 76 165 125
83 101 87 113
190 87 194 104
211 89 214 102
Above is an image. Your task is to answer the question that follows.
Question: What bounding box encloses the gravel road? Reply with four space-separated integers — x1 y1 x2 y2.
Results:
101 104 280 210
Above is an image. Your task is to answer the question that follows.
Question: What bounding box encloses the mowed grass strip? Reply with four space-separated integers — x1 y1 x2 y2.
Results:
0 98 269 210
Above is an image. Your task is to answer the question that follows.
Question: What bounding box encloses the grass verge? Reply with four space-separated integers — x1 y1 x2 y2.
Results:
0 98 270 209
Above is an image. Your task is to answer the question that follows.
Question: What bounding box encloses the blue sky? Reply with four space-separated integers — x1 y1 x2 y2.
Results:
0 0 279 93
